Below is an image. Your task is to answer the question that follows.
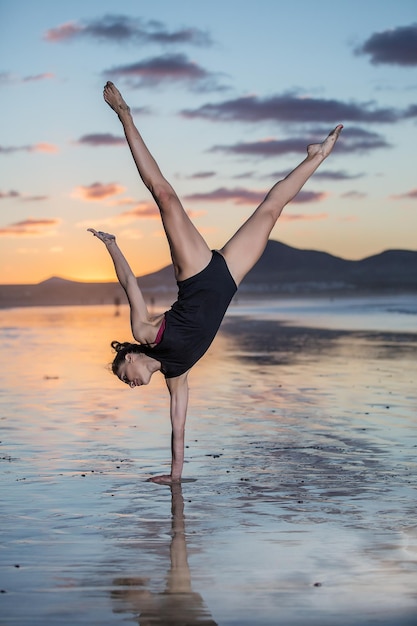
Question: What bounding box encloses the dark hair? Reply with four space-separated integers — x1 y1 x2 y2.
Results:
110 340 148 375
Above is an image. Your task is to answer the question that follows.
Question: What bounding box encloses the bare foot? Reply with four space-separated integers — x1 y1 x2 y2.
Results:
103 81 130 116
307 124 343 159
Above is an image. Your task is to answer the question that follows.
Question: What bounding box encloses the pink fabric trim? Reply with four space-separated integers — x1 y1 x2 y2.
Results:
154 317 166 345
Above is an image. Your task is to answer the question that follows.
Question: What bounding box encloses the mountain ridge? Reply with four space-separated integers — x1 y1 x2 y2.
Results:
1 240 416 308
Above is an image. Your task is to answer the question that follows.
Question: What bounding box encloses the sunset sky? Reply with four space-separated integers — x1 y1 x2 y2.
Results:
1 0 417 284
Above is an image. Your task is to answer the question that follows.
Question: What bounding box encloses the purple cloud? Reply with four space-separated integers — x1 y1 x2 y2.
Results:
185 187 266 205
0 190 20 199
403 104 417 119
0 218 59 237
209 127 389 158
187 171 217 179
209 138 308 157
44 15 211 47
308 170 364 181
0 190 48 202
76 133 126 147
184 187 327 205
267 169 364 181
356 24 417 66
104 53 226 91
391 189 417 200
181 93 399 124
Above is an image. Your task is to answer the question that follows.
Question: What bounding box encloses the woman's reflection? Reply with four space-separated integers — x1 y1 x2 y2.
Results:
112 483 217 625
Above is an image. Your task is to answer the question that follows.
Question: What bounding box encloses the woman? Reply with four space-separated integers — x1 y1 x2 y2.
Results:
89 81 342 484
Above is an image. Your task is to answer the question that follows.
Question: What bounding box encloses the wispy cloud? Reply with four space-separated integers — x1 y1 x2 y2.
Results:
130 106 153 116
22 73 55 82
78 202 159 231
356 23 417 66
0 190 48 202
267 169 364 181
0 71 54 85
291 191 329 204
187 171 217 179
390 188 417 200
312 170 365 181
209 137 308 158
103 53 226 91
80 199 202 232
185 187 265 205
76 133 126 147
115 203 160 221
209 128 389 158
0 218 60 237
44 15 212 47
181 93 400 124
340 191 368 199
184 186 328 205
22 195 49 202
0 143 58 155
72 182 126 201
0 190 20 199
281 212 328 222
33 143 58 153
339 127 391 152
403 104 417 119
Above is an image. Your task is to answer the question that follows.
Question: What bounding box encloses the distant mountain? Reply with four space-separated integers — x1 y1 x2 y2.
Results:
240 241 417 294
1 240 416 308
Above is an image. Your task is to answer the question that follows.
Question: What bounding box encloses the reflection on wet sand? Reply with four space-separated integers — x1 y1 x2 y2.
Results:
1 303 417 624
111 484 217 625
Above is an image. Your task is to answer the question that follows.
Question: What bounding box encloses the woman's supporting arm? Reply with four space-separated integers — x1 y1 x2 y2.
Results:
149 374 189 484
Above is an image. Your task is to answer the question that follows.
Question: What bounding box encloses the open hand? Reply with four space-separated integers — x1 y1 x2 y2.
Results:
87 228 116 244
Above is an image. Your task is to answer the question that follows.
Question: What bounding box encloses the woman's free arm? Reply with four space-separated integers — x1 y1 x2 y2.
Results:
87 229 160 343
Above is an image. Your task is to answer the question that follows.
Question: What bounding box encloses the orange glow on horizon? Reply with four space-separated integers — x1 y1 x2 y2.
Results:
0 257 172 285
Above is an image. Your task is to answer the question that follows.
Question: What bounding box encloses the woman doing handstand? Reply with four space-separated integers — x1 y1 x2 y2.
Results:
89 81 342 485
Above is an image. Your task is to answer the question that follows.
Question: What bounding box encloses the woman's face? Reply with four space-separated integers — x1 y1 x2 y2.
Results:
117 353 152 388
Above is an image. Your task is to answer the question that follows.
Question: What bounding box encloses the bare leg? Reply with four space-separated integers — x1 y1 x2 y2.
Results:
220 125 343 285
103 82 211 281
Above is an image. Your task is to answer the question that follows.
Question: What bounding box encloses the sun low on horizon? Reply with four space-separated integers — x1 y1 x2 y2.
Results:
1 0 416 285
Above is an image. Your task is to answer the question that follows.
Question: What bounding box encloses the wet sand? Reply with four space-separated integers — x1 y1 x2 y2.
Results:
1 303 417 625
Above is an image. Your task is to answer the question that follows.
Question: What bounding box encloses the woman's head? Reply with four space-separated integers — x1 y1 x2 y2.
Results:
111 340 154 388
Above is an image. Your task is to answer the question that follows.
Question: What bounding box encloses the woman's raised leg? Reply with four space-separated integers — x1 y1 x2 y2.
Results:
219 125 343 286
103 82 211 281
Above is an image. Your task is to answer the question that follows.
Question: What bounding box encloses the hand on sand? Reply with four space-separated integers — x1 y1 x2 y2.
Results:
148 474 178 485
87 228 116 245
307 124 343 159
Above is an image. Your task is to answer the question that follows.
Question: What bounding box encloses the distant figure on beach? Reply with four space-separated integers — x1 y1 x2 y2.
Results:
89 81 342 485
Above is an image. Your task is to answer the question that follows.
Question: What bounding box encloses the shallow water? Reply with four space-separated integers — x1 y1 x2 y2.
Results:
1 299 417 625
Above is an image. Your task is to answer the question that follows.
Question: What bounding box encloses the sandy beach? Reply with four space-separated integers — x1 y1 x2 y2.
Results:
1 297 417 625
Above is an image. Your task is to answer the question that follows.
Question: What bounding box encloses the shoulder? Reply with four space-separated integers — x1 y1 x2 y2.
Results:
132 314 165 344
165 371 189 391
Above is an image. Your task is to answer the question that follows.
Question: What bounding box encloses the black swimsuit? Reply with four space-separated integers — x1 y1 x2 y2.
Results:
143 251 237 378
